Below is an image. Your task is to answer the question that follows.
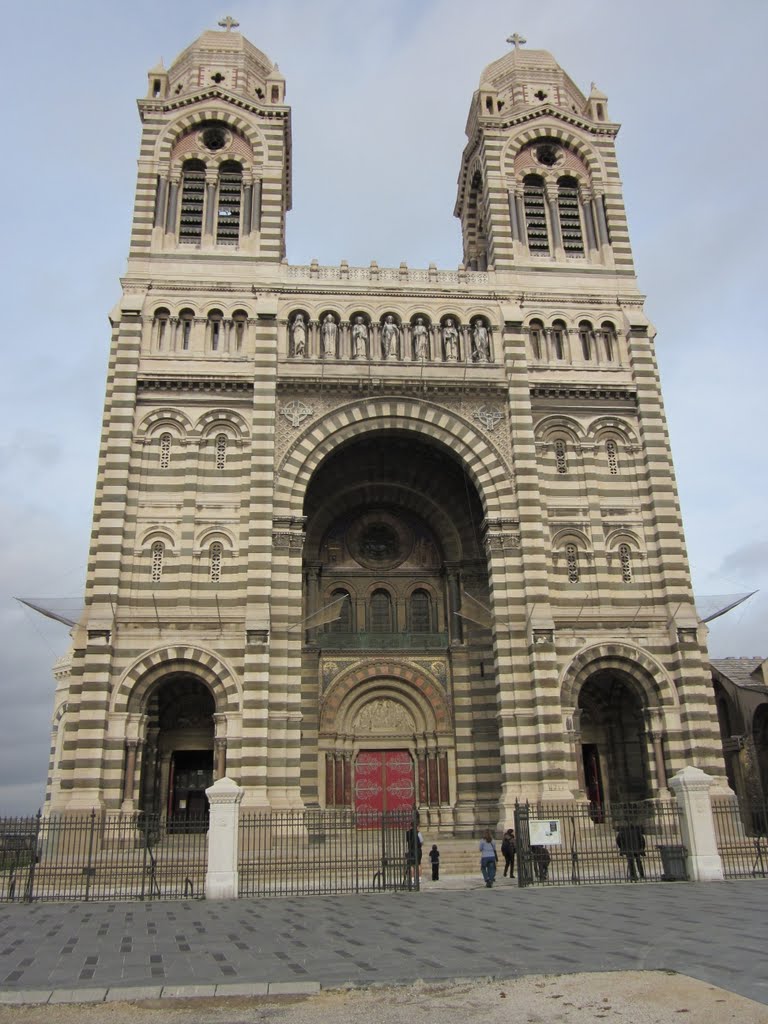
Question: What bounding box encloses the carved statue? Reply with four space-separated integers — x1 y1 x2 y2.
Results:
412 317 429 360
472 321 490 362
442 318 459 361
381 315 399 360
291 313 306 357
351 316 368 359
321 313 337 358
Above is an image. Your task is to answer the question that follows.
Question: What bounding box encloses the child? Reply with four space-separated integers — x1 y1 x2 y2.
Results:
429 843 440 881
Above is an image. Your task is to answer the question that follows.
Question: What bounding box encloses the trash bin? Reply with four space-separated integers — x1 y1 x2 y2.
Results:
657 844 687 881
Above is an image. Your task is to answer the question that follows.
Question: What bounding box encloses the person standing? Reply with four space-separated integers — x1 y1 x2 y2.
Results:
429 843 440 881
501 828 516 878
479 829 497 888
616 823 645 881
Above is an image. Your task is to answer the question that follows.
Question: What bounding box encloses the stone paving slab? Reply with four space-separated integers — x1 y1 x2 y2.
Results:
0 881 765 1005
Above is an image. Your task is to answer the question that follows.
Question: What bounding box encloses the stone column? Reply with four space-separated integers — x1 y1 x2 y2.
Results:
545 184 563 255
251 179 263 232
204 777 244 900
645 707 669 792
242 182 253 234
507 189 519 242
580 187 598 252
122 741 138 807
154 177 168 228
669 766 724 882
204 174 217 240
165 177 179 234
593 192 610 248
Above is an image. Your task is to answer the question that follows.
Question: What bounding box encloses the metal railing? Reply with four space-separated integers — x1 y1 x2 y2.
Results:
0 811 207 902
515 800 687 887
238 808 420 897
712 798 768 879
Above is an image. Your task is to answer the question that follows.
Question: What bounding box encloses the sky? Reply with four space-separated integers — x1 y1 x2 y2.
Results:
0 0 766 814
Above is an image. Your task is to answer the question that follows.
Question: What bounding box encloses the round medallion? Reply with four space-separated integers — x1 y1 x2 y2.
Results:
201 126 229 151
348 512 412 570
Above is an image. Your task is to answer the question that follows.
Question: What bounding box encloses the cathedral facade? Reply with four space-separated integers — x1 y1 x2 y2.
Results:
47 24 726 832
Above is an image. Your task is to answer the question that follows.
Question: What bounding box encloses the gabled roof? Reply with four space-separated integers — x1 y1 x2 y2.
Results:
711 657 768 693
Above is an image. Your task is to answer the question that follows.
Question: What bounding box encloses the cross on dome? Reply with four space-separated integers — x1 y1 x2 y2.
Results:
218 15 240 31
506 33 527 49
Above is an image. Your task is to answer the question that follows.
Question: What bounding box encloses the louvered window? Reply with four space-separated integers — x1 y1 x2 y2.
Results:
159 432 171 469
151 541 165 582
409 590 432 632
370 590 393 633
216 162 242 243
554 439 568 474
566 544 580 583
329 590 352 633
619 544 633 583
558 177 584 254
606 440 619 475
523 175 549 254
179 161 205 241
209 542 222 583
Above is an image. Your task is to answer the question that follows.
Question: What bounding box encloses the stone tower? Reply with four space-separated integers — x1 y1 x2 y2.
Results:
46 24 726 832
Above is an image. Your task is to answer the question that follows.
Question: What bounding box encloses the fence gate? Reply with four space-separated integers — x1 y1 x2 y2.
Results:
514 800 688 887
0 812 207 902
713 798 768 879
238 808 420 897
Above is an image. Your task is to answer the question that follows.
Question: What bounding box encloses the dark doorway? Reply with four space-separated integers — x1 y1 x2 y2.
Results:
169 749 213 829
582 743 605 821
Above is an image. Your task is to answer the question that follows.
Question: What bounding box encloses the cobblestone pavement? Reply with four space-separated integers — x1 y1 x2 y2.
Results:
0 879 765 1007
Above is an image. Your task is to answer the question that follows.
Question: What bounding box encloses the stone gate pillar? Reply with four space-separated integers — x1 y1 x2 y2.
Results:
205 777 244 900
669 766 724 882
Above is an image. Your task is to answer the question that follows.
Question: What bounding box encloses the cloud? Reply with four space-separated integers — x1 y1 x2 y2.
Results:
720 541 768 577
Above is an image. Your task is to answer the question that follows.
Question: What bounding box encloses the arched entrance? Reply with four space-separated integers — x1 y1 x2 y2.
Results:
754 704 768 800
302 432 495 824
138 674 215 824
577 669 651 809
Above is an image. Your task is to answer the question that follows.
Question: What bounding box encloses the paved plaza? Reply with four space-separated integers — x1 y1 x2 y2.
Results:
0 879 766 1007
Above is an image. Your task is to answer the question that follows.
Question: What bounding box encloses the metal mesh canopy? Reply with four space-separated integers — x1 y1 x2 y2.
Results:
694 592 757 624
15 598 85 628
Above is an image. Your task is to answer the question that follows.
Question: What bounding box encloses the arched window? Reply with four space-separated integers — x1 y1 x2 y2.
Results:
179 160 206 241
216 161 243 243
208 309 223 351
565 544 580 583
159 432 172 469
601 322 616 362
529 319 544 360
153 307 170 351
232 310 247 351
523 175 549 254
606 439 619 475
179 308 194 351
150 541 165 582
554 439 568 474
619 543 633 583
578 320 593 360
551 320 567 360
329 589 353 633
558 177 584 254
215 433 227 470
409 590 432 632
369 590 393 633
209 542 223 583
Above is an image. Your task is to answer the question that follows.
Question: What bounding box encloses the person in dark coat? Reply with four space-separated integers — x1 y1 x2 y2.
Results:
501 828 516 878
531 844 551 881
428 843 440 881
616 823 645 880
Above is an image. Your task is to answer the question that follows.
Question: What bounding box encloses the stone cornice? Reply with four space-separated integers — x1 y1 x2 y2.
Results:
276 378 509 399
138 87 290 122
137 377 253 395
530 384 637 402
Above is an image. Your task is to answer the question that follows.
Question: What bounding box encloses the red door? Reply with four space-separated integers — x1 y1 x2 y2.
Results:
354 750 414 816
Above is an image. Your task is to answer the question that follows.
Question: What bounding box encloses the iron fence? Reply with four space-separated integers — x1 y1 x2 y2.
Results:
0 812 207 902
712 798 768 879
514 800 687 887
238 808 420 897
